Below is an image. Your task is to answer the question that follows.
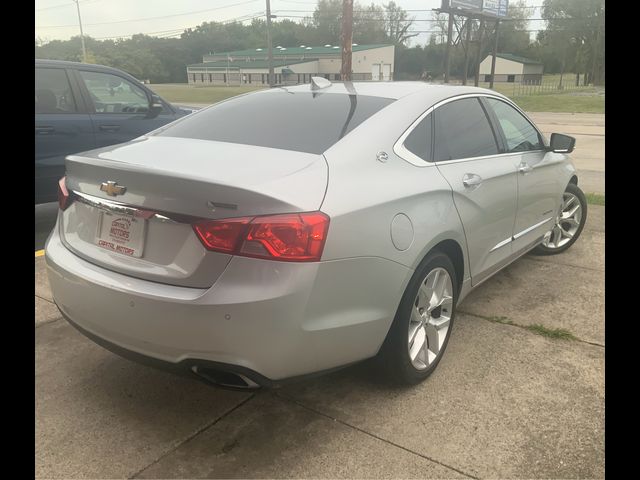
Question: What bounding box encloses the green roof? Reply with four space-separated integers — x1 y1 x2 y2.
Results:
188 58 317 69
205 44 392 58
496 53 542 65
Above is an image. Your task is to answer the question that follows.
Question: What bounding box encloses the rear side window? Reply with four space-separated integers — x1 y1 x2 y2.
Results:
403 113 432 162
79 70 150 114
35 68 77 113
434 98 499 161
157 91 395 154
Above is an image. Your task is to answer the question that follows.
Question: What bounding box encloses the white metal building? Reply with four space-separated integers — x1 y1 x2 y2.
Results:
186 44 395 85
479 53 544 84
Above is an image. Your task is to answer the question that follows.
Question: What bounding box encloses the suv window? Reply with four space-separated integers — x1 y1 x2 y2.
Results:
485 98 544 152
157 91 395 155
79 70 149 114
403 113 432 162
35 68 77 114
434 98 499 161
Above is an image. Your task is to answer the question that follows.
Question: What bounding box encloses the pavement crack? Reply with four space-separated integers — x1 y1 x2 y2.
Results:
523 256 603 273
35 317 62 329
129 392 257 479
35 293 55 304
458 310 604 348
275 391 479 479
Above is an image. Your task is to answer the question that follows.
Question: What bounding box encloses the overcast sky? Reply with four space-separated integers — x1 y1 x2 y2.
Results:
35 0 543 46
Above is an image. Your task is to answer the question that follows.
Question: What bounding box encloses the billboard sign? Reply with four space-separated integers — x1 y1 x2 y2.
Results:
443 1 483 13
482 0 509 18
442 0 509 17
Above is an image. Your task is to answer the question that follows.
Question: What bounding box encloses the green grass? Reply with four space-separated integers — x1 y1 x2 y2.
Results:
461 311 578 341
486 315 515 326
475 73 605 114
585 193 605 206
507 94 604 114
149 84 265 104
149 77 605 113
524 324 578 341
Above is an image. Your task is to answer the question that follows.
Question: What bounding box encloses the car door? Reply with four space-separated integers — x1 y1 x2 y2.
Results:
74 69 177 148
432 96 519 286
35 66 95 204
482 97 563 254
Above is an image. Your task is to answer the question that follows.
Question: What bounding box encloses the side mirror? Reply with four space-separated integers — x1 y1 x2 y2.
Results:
147 94 163 118
548 133 576 153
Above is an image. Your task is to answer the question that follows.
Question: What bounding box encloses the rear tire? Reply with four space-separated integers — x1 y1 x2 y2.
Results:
379 250 457 385
532 183 587 256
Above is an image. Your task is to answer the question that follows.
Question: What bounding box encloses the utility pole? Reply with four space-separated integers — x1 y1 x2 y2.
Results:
489 19 499 89
444 11 454 83
590 15 602 85
265 0 274 86
73 0 87 63
474 18 484 86
340 0 354 81
462 18 472 85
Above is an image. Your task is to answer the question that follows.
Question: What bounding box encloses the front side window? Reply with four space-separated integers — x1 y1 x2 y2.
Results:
79 70 149 114
403 113 432 162
35 68 77 114
433 98 499 161
485 98 543 152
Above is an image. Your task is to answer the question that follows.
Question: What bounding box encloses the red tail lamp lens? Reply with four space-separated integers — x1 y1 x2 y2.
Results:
192 217 251 253
57 177 72 211
192 212 330 262
243 213 330 261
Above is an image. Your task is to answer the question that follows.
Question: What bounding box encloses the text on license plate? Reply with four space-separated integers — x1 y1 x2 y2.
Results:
95 211 146 258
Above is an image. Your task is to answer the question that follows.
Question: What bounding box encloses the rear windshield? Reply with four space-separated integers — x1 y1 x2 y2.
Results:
157 91 395 154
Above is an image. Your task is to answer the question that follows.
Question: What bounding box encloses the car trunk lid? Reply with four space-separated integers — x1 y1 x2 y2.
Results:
59 136 328 288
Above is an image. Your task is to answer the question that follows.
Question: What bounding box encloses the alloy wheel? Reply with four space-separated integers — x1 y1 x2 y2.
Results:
541 192 583 249
408 267 453 370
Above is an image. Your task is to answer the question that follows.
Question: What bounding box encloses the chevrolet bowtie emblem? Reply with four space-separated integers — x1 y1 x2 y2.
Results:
100 181 127 196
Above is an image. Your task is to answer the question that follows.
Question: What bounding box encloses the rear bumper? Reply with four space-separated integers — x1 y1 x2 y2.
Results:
45 222 411 384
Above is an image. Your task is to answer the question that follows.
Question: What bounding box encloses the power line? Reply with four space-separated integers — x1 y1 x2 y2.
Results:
37 0 261 28
35 0 104 12
89 12 266 40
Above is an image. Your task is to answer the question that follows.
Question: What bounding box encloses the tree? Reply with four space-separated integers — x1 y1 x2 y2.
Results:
539 0 605 84
383 2 417 45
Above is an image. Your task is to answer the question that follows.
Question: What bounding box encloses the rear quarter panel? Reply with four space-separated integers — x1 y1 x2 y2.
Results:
320 90 471 286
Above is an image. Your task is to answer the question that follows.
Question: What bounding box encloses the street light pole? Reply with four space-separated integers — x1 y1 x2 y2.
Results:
73 0 88 63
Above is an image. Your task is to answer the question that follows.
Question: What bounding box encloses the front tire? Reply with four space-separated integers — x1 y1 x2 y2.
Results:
380 251 457 385
533 183 587 255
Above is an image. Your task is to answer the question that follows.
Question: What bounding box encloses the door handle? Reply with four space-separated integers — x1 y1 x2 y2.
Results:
462 173 483 188
518 163 533 174
35 126 54 135
99 125 121 132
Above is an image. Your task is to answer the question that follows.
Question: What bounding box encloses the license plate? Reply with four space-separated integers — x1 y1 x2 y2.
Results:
95 211 146 258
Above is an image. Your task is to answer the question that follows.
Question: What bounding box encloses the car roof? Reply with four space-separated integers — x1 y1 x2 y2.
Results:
35 59 134 76
281 81 502 102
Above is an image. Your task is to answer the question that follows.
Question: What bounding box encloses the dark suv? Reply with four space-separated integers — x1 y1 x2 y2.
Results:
35 59 193 204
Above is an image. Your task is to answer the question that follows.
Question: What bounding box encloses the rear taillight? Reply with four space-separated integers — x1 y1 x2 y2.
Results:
192 212 330 262
57 177 72 211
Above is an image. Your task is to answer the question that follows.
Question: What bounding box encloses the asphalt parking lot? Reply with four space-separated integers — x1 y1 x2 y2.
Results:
35 111 604 479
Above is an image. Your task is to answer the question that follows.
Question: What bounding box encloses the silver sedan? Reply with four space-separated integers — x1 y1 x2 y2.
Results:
45 80 586 388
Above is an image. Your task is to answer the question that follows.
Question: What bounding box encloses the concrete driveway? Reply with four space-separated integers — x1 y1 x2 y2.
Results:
35 205 604 479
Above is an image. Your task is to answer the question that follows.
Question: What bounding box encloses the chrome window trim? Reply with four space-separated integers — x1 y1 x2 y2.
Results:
393 92 547 167
393 106 436 167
